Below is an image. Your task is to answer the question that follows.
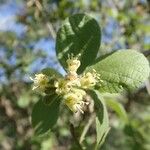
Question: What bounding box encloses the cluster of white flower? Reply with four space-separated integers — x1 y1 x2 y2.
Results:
31 54 101 113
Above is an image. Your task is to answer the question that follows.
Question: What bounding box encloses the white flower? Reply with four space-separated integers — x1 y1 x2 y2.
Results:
54 73 81 95
66 54 81 73
64 89 88 113
30 73 49 91
80 70 101 89
54 79 71 94
65 72 81 87
71 88 86 99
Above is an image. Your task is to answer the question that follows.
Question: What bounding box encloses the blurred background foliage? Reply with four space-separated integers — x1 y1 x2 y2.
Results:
0 0 150 149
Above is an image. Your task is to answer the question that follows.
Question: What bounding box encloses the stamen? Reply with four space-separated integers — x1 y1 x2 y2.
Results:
76 105 84 114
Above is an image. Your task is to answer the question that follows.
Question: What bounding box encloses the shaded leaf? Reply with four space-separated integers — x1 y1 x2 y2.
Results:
56 13 101 73
41 68 62 94
105 98 128 123
41 67 62 78
32 96 60 135
88 90 109 149
42 94 58 105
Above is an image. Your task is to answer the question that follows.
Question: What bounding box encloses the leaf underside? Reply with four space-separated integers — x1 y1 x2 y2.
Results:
89 50 150 93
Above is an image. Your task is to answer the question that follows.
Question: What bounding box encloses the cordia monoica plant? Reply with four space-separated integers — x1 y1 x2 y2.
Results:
30 14 150 149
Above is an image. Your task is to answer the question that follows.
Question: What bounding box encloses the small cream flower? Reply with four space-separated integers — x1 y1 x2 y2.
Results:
30 73 49 91
66 54 81 73
71 88 86 99
80 70 101 89
55 72 81 95
64 89 88 113
54 79 71 94
65 72 81 87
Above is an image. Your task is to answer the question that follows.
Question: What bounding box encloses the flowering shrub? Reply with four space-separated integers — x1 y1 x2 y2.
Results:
31 14 150 149
31 54 101 113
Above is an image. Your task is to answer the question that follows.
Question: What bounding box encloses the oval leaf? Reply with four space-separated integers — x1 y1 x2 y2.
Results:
42 94 58 105
32 96 60 135
105 98 128 123
89 50 150 93
56 13 101 73
88 90 110 149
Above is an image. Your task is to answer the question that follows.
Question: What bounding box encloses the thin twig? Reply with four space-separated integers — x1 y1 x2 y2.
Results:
27 0 56 39
36 0 56 39
79 114 95 144
46 22 56 39
70 123 83 150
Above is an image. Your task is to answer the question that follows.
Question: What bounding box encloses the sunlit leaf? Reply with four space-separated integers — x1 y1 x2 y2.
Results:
89 50 150 93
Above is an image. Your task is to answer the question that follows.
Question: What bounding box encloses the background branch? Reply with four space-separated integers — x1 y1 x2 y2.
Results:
80 114 95 144
70 123 83 150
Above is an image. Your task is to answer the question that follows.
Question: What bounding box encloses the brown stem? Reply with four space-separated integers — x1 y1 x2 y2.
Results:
70 123 83 150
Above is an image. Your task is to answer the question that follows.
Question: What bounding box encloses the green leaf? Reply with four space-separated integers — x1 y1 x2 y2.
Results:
41 68 62 95
88 90 110 149
56 13 101 73
89 50 150 93
32 96 61 135
41 67 62 78
42 94 58 105
105 98 128 123
95 118 110 149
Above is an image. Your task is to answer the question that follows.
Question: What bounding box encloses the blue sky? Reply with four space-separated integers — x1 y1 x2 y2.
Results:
0 0 149 82
0 0 65 82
